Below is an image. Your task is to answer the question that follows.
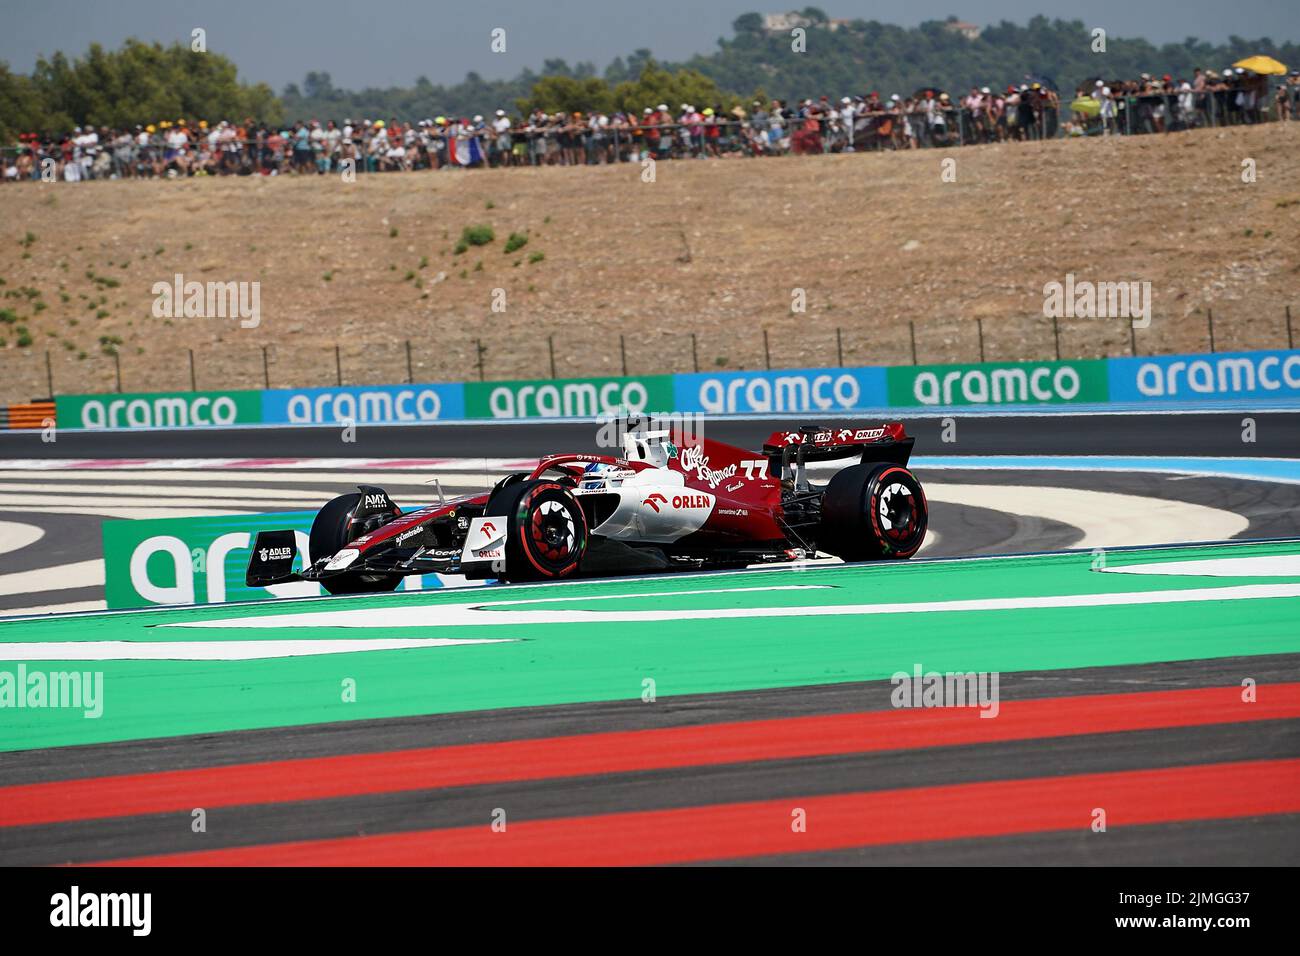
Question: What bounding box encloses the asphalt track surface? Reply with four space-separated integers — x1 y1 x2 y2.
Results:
1 409 1298 866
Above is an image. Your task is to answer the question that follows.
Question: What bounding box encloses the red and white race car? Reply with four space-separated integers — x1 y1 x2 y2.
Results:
246 422 928 592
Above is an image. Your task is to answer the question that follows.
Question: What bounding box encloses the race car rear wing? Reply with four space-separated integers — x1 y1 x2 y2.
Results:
763 423 914 487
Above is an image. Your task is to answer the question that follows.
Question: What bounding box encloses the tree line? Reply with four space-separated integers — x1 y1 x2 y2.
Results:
3 14 1296 143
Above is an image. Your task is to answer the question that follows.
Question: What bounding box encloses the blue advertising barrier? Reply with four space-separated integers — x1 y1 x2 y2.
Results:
1108 350 1300 404
261 382 466 425
673 366 888 415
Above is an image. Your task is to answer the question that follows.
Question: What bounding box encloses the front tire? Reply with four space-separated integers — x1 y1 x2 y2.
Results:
818 463 928 561
309 493 403 596
485 480 588 582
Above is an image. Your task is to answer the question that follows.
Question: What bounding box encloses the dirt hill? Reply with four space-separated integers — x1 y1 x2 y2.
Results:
2 122 1298 404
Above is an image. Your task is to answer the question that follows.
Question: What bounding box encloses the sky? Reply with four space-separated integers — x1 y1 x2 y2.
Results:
3 0 1297 92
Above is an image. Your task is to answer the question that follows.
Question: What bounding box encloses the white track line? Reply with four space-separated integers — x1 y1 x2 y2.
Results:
923 484 1247 550
165 581 1300 631
0 559 104 598
0 637 515 660
0 520 43 556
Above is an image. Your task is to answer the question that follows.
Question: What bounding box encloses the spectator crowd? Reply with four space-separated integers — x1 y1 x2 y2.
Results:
4 67 1296 182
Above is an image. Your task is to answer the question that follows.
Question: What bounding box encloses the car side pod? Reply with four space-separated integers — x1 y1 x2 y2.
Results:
246 530 303 587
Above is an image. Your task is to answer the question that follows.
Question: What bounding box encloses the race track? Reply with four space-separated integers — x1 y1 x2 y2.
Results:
1 409 1298 866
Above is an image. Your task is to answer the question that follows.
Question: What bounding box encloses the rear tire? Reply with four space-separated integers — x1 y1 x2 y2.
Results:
485 480 588 582
309 493 403 596
819 463 927 561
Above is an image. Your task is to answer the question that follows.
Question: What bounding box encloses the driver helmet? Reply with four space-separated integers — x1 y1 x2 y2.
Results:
580 462 614 489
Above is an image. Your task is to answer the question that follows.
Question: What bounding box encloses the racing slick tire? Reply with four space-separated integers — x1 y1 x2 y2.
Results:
485 479 588 582
309 493 403 596
818 463 927 561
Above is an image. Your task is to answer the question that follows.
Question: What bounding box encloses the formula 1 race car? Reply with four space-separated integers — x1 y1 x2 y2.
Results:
246 422 929 593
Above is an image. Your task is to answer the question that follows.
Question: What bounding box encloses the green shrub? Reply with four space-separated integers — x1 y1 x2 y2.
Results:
461 224 495 247
504 232 528 254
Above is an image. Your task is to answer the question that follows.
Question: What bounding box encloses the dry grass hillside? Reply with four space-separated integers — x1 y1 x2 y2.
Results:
1 121 1298 403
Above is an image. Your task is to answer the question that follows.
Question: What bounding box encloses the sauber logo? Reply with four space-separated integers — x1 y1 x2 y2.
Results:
258 546 292 562
480 521 499 539
642 493 669 513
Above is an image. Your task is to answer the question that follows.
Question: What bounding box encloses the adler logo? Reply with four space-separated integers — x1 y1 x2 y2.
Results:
257 546 292 562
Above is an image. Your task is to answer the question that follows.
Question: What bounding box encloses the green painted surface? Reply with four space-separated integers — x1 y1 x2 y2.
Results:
55 390 262 429
886 359 1108 407
2 540 1299 752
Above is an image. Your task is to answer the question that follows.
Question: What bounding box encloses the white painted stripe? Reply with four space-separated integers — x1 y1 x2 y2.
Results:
2 507 260 519
0 520 43 556
164 581 1300 631
922 484 1247 550
0 494 318 509
0 637 514 660
0 458 531 471
0 559 104 598
0 600 107 618
1101 555 1300 577
0 470 505 485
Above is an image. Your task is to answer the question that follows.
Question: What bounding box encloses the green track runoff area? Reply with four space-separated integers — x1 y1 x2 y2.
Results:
3 539 1300 753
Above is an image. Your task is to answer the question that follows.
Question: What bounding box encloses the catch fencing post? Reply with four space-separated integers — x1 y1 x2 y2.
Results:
1287 305 1294 350
405 340 414 384
1207 309 1215 353
262 345 270 389
620 334 627 375
44 350 54 399
1052 315 1061 361
977 319 985 363
114 351 122 393
335 344 343 386
763 329 771 370
1129 321 1137 357
691 332 699 373
836 327 843 367
548 335 557 379
909 321 918 365
188 348 196 390
474 339 486 381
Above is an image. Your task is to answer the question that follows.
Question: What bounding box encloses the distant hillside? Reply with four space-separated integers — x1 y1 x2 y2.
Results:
2 122 1297 404
278 14 1300 119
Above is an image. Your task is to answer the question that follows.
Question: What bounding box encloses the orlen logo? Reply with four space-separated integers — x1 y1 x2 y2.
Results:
642 493 668 513
480 522 499 539
672 494 711 509
258 546 293 562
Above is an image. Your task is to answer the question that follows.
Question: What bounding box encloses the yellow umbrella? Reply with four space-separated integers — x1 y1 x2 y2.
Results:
1070 96 1101 116
1233 55 1287 76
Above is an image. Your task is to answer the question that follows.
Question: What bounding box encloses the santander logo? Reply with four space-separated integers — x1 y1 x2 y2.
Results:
642 493 668 513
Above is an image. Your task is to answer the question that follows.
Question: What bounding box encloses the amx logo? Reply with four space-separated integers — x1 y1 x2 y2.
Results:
642 493 668 513
363 494 389 509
